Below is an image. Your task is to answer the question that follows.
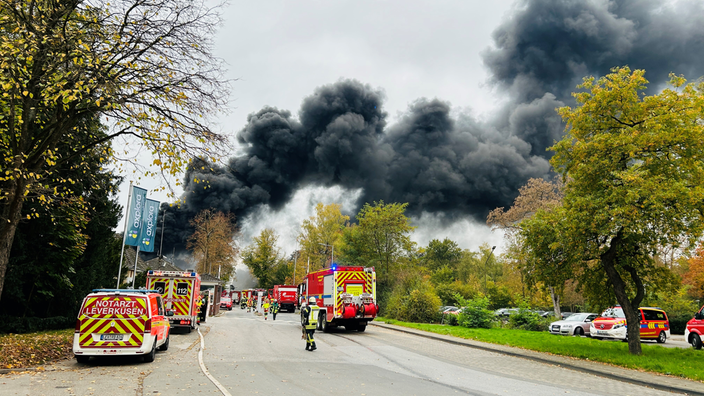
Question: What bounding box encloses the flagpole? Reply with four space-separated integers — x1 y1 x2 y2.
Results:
158 206 166 257
116 182 133 288
132 245 140 289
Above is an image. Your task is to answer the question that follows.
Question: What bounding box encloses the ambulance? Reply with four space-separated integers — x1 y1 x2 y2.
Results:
146 270 201 332
73 289 172 363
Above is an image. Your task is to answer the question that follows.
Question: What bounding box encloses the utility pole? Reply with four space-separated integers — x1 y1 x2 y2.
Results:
484 246 496 294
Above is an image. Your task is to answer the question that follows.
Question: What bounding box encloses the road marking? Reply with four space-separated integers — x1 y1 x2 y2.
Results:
197 326 233 396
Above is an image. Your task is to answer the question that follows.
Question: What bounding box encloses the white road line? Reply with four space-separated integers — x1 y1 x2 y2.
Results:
197 326 233 396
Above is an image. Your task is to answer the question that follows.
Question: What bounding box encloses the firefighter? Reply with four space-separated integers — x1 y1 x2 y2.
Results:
246 296 252 313
263 297 270 320
301 297 319 351
271 299 280 321
240 297 246 310
196 294 203 324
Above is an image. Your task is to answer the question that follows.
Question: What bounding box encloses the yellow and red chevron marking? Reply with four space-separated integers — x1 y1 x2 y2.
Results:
335 271 367 314
170 279 193 316
79 297 148 348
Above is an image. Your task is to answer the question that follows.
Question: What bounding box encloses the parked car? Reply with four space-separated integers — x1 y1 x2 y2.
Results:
494 308 519 317
443 306 461 315
549 313 598 336
560 312 574 320
590 306 670 343
685 305 704 349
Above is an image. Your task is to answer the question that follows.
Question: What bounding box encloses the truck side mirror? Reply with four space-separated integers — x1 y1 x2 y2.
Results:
166 310 175 317
695 312 703 320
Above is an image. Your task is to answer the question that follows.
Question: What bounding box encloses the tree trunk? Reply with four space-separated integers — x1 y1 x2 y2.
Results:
0 178 28 303
600 231 645 355
548 286 561 319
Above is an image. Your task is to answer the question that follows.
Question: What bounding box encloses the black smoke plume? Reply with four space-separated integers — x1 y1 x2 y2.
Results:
158 0 704 260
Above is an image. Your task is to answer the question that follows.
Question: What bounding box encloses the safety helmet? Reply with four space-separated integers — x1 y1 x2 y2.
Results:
309 296 316 304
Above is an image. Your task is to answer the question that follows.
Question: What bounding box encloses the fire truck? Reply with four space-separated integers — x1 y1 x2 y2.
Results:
300 265 378 332
272 285 298 312
146 270 201 332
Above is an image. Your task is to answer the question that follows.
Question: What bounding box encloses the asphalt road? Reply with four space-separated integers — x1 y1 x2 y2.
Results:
0 309 694 395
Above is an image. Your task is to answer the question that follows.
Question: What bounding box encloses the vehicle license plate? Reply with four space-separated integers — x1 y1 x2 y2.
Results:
552 325 559 331
100 334 124 341
597 330 608 335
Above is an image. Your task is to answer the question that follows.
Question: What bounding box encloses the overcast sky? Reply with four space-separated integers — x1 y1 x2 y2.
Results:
116 0 704 277
118 0 515 257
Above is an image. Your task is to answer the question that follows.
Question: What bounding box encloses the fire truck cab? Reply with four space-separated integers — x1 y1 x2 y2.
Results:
301 265 378 332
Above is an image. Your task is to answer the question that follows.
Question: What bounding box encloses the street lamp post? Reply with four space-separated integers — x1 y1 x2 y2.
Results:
484 246 496 294
319 243 334 268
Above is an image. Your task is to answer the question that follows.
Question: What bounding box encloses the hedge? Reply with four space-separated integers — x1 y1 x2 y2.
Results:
0 316 75 334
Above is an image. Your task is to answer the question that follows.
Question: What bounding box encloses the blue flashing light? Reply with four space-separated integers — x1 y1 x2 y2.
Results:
331 263 337 271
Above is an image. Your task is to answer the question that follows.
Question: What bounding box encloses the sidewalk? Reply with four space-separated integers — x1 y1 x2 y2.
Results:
370 321 704 396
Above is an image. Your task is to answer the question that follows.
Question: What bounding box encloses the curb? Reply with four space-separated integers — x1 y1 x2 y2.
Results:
370 322 704 396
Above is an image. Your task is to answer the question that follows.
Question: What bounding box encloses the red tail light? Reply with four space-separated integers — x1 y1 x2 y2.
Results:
75 319 81 333
144 318 152 333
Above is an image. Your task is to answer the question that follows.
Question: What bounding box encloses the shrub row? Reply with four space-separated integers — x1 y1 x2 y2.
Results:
0 316 74 334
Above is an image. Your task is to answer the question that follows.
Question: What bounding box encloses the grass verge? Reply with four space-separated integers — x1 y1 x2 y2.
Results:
0 329 74 369
376 317 703 382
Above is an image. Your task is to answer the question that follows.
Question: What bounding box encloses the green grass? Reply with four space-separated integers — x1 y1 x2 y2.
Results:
376 317 703 382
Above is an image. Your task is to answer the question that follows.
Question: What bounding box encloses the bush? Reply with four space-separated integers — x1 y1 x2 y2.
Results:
435 282 477 306
668 313 693 335
443 313 459 326
0 316 74 334
385 275 442 323
455 295 496 329
509 309 550 331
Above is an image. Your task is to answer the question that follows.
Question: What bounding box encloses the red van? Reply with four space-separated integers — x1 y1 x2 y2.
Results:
685 305 704 349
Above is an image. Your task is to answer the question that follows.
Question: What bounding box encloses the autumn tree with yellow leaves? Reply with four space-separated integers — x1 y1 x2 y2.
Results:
0 0 229 301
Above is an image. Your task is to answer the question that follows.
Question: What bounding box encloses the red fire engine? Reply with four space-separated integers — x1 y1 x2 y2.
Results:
300 265 378 332
272 285 298 312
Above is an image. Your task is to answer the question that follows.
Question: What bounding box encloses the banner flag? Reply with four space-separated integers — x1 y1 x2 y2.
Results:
139 199 160 252
125 186 147 246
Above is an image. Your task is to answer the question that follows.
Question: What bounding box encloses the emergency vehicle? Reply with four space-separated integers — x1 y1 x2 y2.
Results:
146 270 201 332
590 306 670 343
685 304 704 349
300 265 378 332
273 284 298 312
73 289 171 363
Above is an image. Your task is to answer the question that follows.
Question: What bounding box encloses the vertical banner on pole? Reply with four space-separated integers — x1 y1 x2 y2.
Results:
125 186 147 246
139 199 160 253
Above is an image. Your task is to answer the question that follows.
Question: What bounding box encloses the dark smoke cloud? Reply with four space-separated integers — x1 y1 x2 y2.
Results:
158 0 704 259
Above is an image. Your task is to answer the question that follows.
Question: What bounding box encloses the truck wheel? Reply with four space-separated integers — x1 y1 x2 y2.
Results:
143 338 157 363
357 324 367 332
321 315 329 333
656 331 666 344
75 355 90 364
158 333 170 351
691 333 703 350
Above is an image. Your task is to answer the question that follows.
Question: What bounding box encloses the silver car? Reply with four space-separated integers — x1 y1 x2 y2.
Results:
549 313 598 336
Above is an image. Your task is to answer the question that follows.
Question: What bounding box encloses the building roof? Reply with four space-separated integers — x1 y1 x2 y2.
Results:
121 246 149 272
145 256 182 272
200 273 225 285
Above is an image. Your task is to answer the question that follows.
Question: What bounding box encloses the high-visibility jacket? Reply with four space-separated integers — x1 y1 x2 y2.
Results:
302 304 320 330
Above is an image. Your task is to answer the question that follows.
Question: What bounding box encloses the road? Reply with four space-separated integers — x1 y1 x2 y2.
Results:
0 308 695 395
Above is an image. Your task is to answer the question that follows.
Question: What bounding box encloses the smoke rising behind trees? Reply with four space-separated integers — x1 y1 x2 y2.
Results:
159 0 704 260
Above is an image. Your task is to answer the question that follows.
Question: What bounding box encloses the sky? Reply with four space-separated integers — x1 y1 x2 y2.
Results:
113 0 704 286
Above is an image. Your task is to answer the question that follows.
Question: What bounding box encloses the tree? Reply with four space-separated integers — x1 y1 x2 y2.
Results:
187 209 238 282
297 203 349 272
242 228 287 289
684 244 704 300
340 201 415 284
425 238 462 273
0 0 229 301
548 67 704 354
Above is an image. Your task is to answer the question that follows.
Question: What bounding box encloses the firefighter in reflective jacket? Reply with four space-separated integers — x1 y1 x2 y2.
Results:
301 297 319 351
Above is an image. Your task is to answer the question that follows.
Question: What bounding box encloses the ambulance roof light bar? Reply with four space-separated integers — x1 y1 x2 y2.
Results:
147 270 197 277
92 289 161 294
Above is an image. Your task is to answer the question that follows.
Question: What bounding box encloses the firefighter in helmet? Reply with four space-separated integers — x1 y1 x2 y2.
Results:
263 296 270 320
301 296 319 351
271 298 280 321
